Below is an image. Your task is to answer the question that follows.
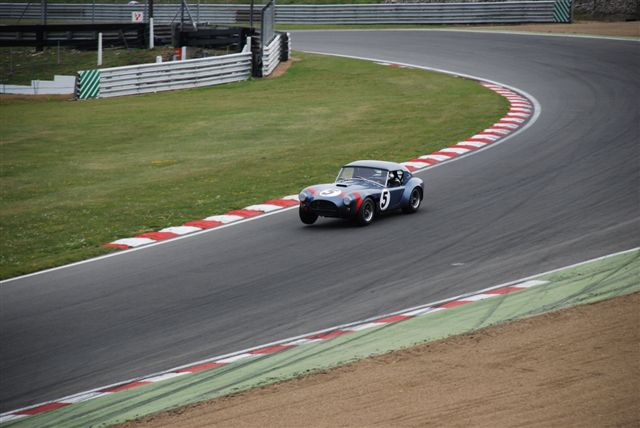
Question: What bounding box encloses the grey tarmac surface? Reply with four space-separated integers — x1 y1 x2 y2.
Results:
1 31 638 412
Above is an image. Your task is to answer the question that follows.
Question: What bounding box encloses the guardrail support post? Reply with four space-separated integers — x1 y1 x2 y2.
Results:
36 27 44 52
149 17 155 49
97 32 103 66
251 36 262 78
280 32 289 62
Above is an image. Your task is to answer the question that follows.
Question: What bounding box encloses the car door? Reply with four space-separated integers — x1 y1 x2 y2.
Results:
387 170 406 209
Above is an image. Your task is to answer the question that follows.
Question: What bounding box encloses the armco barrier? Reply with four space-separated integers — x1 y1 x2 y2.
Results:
77 41 251 99
0 1 571 25
262 33 281 77
275 2 560 24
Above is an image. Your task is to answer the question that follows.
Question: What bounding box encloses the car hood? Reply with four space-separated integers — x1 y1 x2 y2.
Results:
302 182 375 199
303 183 379 204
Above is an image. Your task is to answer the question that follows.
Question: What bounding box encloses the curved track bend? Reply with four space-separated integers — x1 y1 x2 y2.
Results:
1 31 638 411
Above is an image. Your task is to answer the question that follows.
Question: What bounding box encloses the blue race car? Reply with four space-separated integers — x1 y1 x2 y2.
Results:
298 160 424 226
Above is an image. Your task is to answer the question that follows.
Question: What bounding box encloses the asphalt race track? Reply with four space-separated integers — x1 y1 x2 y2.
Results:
1 31 638 412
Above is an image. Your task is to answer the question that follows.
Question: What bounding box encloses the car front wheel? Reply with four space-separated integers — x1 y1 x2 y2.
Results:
299 206 318 225
356 198 375 226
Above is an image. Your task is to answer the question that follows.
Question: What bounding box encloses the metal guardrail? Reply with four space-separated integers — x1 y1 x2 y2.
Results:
262 33 281 77
0 2 569 25
275 2 558 24
0 3 244 24
77 40 252 99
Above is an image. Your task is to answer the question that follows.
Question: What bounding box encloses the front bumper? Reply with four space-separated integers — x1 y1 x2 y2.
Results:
301 199 354 218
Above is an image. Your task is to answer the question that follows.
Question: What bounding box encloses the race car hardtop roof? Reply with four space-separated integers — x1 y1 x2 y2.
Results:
342 160 409 172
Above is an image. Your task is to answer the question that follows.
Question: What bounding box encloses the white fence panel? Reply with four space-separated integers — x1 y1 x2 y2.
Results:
262 34 282 77
77 42 252 98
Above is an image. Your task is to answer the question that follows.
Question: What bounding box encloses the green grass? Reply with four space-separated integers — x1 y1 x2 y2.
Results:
0 46 176 85
0 52 508 279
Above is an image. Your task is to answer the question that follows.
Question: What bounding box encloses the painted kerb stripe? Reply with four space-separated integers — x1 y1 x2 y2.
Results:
553 0 572 23
77 69 100 100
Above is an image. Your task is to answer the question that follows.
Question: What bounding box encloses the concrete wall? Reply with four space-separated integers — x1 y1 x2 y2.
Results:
1 75 75 95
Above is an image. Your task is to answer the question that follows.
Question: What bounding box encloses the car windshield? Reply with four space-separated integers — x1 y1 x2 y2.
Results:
336 166 388 186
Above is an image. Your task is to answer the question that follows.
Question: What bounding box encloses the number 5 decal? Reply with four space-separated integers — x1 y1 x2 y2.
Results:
380 189 390 211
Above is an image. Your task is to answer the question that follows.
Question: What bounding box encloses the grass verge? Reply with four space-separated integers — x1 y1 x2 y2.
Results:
0 52 507 279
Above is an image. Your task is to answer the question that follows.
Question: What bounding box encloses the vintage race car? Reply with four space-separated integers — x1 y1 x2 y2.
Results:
298 160 424 226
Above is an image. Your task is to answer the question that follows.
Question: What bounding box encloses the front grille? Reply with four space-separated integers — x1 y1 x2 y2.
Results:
311 200 339 217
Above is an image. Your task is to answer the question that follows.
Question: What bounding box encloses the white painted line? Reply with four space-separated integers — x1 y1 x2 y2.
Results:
419 154 451 162
160 226 202 235
283 338 323 346
344 322 385 332
282 194 300 201
493 123 519 129
110 238 155 248
204 214 244 223
413 28 640 43
513 279 551 289
458 141 488 147
469 134 499 141
402 161 429 169
61 391 110 404
216 353 256 364
145 372 189 383
244 204 283 213
458 293 500 302
439 147 470 154
0 414 27 423
401 307 436 316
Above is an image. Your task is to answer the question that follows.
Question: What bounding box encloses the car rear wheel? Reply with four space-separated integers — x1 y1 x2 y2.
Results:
356 198 375 226
299 206 318 225
402 187 422 214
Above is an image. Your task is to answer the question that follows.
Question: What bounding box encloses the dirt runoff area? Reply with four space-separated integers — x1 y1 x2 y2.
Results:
474 21 639 37
124 292 640 428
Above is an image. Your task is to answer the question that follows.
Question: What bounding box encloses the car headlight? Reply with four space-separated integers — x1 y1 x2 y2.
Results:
343 195 353 205
299 191 308 202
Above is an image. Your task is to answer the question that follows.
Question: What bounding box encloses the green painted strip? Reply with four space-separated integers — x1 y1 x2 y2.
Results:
4 250 638 427
553 0 572 23
77 69 100 100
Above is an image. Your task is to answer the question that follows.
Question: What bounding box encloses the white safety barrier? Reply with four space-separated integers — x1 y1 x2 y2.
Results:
262 33 281 77
78 41 252 98
1 75 76 95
